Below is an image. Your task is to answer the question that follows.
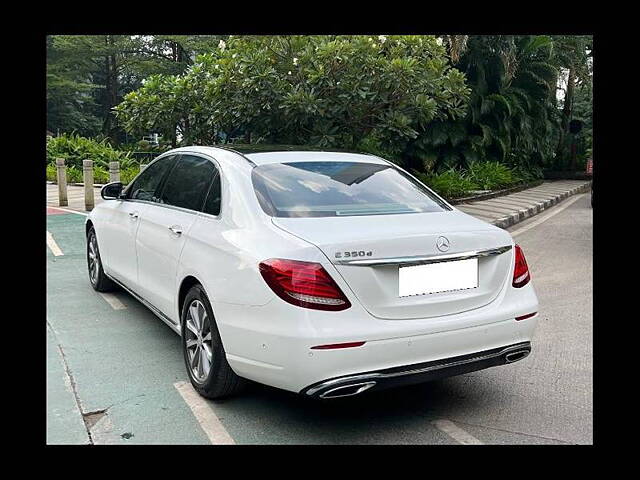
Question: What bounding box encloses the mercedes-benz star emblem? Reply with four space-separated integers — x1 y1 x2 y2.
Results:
436 236 450 252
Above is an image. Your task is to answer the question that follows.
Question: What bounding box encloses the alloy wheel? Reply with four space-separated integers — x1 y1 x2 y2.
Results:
88 234 100 285
184 299 213 384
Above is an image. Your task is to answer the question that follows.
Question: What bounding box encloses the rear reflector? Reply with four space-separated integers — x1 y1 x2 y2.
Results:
259 258 351 311
512 244 531 288
311 341 366 350
515 312 537 321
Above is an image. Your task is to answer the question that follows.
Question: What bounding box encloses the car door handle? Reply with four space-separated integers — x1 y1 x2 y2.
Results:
129 211 139 220
168 225 183 236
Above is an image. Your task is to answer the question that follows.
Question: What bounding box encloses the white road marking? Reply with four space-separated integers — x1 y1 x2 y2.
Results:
174 381 235 445
46 231 64 256
510 193 586 237
47 206 88 216
99 293 127 310
433 419 483 445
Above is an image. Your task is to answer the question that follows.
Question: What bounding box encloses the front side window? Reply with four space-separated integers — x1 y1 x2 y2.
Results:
157 155 217 211
127 155 177 202
252 161 450 217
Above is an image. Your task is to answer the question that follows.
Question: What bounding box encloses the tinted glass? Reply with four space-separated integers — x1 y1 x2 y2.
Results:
158 155 217 211
202 172 221 216
252 161 450 217
127 155 176 202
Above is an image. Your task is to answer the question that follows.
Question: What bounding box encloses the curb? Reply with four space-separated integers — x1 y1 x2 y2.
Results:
486 181 591 229
450 180 545 205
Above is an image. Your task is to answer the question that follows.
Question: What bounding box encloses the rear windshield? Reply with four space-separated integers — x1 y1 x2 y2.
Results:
251 161 450 218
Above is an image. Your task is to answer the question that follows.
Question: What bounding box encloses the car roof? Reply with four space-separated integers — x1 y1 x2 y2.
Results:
167 145 390 166
217 144 355 154
223 144 389 165
243 151 388 165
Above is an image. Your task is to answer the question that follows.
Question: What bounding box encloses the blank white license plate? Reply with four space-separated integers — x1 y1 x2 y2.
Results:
399 258 478 297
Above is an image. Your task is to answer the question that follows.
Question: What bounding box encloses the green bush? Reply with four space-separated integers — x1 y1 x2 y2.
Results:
416 169 479 199
116 35 470 151
121 166 140 185
46 164 140 185
467 161 518 190
46 164 57 182
93 167 109 184
47 133 134 169
510 164 543 184
66 166 83 183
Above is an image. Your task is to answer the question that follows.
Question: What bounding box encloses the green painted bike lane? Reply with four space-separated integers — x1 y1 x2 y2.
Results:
45 211 450 445
46 212 210 444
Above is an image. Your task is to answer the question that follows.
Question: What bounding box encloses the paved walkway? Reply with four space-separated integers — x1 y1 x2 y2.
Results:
47 183 104 212
455 180 591 229
46 180 592 228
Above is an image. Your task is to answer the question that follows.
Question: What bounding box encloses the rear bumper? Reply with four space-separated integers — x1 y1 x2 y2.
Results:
301 341 531 399
217 278 538 394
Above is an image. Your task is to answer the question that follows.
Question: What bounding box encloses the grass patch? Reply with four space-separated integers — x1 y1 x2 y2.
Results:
467 161 518 190
415 161 542 200
416 169 479 199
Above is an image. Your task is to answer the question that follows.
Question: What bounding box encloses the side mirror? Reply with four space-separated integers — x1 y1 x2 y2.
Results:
101 182 124 200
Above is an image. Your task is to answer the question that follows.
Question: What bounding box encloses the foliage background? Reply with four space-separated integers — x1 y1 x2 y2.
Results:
47 34 593 196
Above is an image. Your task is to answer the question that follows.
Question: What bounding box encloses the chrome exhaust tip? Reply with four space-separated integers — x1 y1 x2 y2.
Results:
504 349 530 363
318 381 377 399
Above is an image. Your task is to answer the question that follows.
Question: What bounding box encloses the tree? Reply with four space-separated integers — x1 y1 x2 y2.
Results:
47 35 103 136
551 35 592 169
407 35 587 175
115 35 471 161
47 35 226 144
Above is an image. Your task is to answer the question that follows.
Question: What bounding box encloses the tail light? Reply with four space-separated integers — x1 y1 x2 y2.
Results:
512 245 531 288
259 258 351 311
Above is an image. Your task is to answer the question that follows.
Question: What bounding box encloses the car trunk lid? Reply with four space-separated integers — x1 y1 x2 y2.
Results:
272 210 514 319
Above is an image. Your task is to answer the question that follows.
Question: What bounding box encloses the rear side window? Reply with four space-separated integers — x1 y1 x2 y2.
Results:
252 161 450 217
127 155 177 202
202 172 221 216
158 155 217 211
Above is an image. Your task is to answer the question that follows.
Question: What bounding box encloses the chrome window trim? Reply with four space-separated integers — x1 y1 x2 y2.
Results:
334 245 512 267
125 198 199 216
197 210 223 221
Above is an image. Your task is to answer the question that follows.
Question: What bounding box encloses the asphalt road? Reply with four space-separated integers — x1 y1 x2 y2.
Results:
46 193 593 445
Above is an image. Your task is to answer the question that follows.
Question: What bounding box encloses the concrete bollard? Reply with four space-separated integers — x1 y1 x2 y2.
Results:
55 158 68 207
83 159 95 211
109 161 120 183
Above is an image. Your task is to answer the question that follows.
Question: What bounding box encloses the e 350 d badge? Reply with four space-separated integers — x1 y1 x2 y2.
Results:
335 250 373 259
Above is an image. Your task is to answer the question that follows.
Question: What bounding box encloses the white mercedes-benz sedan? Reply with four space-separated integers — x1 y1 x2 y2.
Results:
86 145 538 400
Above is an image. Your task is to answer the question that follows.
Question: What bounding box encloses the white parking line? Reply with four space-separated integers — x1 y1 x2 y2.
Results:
510 194 586 238
47 206 88 216
432 419 483 445
46 231 64 256
174 381 235 445
99 293 127 310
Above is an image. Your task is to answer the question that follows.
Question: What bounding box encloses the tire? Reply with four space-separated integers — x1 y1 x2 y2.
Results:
87 227 116 292
181 284 246 399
